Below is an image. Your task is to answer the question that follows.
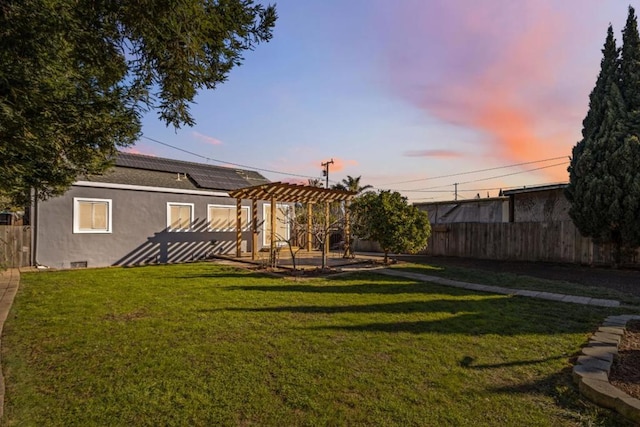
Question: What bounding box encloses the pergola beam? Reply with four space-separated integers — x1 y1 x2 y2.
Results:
229 182 355 204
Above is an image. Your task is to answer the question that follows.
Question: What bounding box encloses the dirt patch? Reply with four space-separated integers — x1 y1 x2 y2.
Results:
609 320 640 400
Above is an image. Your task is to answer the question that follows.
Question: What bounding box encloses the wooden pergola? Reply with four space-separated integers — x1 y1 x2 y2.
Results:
228 182 356 263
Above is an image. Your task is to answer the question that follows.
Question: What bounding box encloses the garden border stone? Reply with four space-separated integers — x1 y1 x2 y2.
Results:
573 314 640 424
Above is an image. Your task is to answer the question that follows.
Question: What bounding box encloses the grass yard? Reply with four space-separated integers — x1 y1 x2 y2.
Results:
1 262 634 426
392 262 640 307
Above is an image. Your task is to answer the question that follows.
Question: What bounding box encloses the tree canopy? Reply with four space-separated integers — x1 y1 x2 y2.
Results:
350 190 431 263
566 6 640 263
0 0 276 205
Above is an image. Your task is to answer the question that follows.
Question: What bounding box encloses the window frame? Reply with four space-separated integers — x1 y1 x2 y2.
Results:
262 203 291 246
207 204 250 232
166 202 194 232
73 197 113 234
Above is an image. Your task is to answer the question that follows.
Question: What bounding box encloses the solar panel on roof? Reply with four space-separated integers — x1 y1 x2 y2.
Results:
116 152 270 190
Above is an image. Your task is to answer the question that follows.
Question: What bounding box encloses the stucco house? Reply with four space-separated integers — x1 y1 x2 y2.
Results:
31 152 290 269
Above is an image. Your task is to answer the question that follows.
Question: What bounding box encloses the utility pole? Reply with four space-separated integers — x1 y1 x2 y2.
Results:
454 183 458 201
321 159 334 188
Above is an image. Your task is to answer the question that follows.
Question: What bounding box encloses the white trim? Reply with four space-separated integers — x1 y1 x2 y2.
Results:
166 202 195 231
207 204 251 231
73 197 113 234
74 180 229 197
263 203 291 246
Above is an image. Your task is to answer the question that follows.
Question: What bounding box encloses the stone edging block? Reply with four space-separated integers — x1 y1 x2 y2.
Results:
573 314 640 424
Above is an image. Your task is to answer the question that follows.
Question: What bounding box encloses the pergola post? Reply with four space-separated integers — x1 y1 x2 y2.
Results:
236 198 242 257
323 202 330 266
270 196 277 267
306 203 313 252
251 199 258 260
344 200 351 258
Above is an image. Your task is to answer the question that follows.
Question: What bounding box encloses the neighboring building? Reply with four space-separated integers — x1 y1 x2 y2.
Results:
414 197 510 225
502 184 570 223
414 184 570 225
32 152 286 269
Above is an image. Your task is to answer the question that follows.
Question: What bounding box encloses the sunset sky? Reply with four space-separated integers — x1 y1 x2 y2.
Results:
133 0 637 202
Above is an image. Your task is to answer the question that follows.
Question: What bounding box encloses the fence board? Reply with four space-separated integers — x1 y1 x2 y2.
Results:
0 226 31 268
419 221 640 266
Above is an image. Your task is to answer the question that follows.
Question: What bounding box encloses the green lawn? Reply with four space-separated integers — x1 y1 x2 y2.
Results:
1 263 634 426
392 261 640 307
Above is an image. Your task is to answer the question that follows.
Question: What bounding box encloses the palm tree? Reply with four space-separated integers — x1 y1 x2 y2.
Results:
307 178 324 188
331 175 373 258
332 175 373 195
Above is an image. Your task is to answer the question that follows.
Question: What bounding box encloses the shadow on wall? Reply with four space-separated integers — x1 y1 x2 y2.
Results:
114 218 244 267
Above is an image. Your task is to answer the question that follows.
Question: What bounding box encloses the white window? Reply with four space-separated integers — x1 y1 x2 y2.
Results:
167 203 194 231
73 198 112 234
208 205 250 231
263 203 291 246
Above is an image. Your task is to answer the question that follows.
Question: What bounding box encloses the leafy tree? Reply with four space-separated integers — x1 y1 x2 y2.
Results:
350 190 431 264
567 8 640 264
0 0 276 205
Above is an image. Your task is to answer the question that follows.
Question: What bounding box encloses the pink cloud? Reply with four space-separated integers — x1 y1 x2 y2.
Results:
319 158 358 173
281 178 308 185
192 131 223 146
121 146 156 156
378 0 605 183
215 162 239 169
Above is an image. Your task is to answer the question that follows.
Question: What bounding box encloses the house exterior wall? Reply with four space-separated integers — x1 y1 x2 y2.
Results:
511 188 571 222
35 185 269 269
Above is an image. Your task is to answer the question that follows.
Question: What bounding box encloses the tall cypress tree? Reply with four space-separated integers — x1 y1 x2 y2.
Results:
621 6 640 119
567 7 640 264
566 25 622 240
616 6 640 255
579 25 621 143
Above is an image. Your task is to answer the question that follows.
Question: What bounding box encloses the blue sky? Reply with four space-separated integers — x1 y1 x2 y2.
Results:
133 0 636 201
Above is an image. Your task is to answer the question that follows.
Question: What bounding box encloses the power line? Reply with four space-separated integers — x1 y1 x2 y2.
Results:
379 155 569 186
141 134 568 196
455 161 569 186
141 135 324 181
403 161 568 192
409 180 567 202
393 164 568 193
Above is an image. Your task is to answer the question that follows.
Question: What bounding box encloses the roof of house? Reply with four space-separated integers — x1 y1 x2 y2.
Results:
82 152 271 192
413 196 507 208
502 183 568 196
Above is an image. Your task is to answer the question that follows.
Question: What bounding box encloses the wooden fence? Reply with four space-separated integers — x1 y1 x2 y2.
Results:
425 221 639 266
0 226 31 268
